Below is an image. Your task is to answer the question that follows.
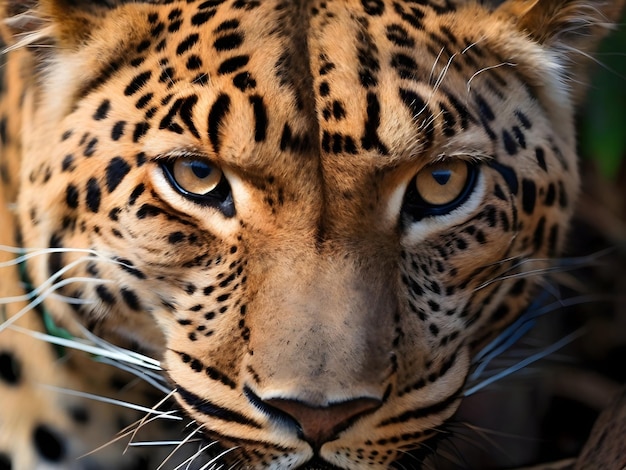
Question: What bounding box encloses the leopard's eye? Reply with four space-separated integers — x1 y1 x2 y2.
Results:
161 157 234 215
170 158 222 196
403 160 477 221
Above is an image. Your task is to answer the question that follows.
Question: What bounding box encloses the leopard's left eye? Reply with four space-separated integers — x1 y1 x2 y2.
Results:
161 157 234 215
169 158 222 196
403 160 477 221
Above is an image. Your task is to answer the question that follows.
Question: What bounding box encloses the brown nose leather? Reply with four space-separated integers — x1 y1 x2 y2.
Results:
265 397 381 449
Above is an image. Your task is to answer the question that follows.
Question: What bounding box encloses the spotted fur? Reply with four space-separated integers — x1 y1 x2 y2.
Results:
0 0 624 469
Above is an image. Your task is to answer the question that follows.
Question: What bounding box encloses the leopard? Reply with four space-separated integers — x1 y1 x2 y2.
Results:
0 0 624 469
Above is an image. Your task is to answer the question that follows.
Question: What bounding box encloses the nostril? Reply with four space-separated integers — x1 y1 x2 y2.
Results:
263 396 381 449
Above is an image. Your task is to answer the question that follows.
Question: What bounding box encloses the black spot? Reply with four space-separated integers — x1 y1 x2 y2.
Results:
502 129 518 155
385 24 415 48
533 216 546 252
65 184 79 209
48 233 64 278
535 147 547 171
124 71 152 96
214 33 244 51
136 39 151 53
133 122 150 142
208 94 231 153
490 304 509 322
129 183 145 205
116 258 146 279
361 92 388 154
186 55 203 71
249 96 267 142
178 95 201 138
217 55 249 75
68 406 90 424
176 34 200 55
136 93 153 109
399 88 433 151
106 157 131 193
0 452 11 470
93 100 110 120
510 278 526 296
136 204 164 219
191 10 217 26
216 19 239 32
319 81 330 96
168 231 186 244
393 2 425 29
521 179 536 214
233 72 256 91
111 121 126 141
361 0 384 15
121 287 141 311
33 424 65 462
515 110 532 129
96 285 115 305
391 53 417 80
86 178 101 213
512 126 526 149
84 137 98 157
0 351 21 385
61 155 75 172
475 94 494 121
168 19 182 32
439 102 456 137
136 152 147 167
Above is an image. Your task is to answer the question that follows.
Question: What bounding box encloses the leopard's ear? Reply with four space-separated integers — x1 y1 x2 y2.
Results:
497 0 625 101
3 0 121 51
498 0 625 45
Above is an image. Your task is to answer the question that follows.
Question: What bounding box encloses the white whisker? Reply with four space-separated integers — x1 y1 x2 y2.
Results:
7 324 163 370
38 384 183 418
467 62 516 93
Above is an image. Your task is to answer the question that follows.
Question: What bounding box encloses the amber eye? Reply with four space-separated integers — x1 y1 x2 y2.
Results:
171 158 222 196
161 157 234 215
403 160 477 221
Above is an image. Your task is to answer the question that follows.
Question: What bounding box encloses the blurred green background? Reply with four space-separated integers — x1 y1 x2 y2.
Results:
579 14 626 179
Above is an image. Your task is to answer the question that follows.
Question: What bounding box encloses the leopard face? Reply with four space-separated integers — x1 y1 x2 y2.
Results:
2 0 624 468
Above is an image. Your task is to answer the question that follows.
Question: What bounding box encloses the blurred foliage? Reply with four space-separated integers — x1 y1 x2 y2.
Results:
579 14 626 180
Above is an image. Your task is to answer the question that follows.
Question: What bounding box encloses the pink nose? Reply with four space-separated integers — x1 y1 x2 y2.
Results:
265 396 381 449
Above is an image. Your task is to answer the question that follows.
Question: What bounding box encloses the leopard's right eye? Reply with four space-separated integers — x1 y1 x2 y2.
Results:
402 160 478 222
161 157 234 215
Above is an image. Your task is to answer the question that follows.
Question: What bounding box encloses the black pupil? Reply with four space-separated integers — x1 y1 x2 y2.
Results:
190 161 212 179
431 169 452 186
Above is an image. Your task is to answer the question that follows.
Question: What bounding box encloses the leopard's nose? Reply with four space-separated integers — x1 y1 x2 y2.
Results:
264 396 381 449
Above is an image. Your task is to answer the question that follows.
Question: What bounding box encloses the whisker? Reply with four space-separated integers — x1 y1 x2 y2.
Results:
173 442 220 470
467 62 517 93
0 275 109 332
197 446 239 470
38 384 183 418
96 356 171 394
157 424 205 470
127 390 179 453
465 329 584 396
7 324 163 370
